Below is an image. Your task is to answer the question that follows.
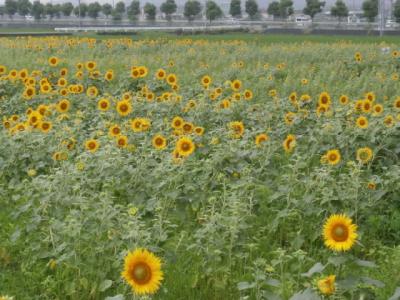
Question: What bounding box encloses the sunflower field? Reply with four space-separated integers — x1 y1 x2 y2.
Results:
0 35 400 300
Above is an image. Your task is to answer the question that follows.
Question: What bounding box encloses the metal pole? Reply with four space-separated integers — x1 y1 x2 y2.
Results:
78 0 81 28
379 0 384 37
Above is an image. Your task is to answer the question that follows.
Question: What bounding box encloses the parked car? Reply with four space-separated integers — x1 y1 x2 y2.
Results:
25 15 34 21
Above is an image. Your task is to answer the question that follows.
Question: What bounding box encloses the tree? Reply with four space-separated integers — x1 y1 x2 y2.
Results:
0 6 5 18
267 1 280 18
88 2 102 19
205 0 222 22
31 0 44 20
362 0 378 23
127 0 140 21
53 4 62 18
303 0 325 19
229 0 241 18
160 0 177 20
115 1 126 14
184 0 201 21
394 0 400 23
45 3 56 19
279 0 293 18
331 0 348 23
102 3 112 18
144 2 156 20
5 0 17 18
61 2 74 17
74 3 88 18
245 0 258 19
17 0 31 16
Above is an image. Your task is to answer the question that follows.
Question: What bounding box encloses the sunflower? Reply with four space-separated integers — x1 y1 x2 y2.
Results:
383 115 394 127
372 104 383 116
98 98 110 111
56 99 70 113
318 92 331 107
109 124 121 137
23 86 36 100
219 99 231 109
155 68 166 80
317 275 336 295
255 133 269 146
166 74 177 85
324 149 341 165
28 111 42 126
394 97 400 110
367 182 376 190
85 61 96 71
243 89 253 100
194 127 204 136
171 116 184 129
86 86 99 98
231 79 242 91
101 70 113 82
48 56 59 67
116 100 132 117
201 75 212 87
116 135 128 148
40 83 52 94
229 121 245 139
362 100 373 113
284 112 296 125
339 95 349 105
85 139 100 153
365 92 375 102
39 121 52 133
152 135 167 150
182 122 194 134
283 134 296 152
354 52 362 62
356 147 373 164
175 136 195 157
0 65 7 75
323 214 357 252
356 116 368 129
138 66 148 78
121 248 163 295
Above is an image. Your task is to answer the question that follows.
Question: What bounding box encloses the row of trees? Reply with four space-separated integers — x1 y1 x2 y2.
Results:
0 0 399 23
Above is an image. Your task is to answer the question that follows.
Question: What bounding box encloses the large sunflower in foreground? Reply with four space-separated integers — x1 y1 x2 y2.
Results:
122 249 163 295
323 214 357 252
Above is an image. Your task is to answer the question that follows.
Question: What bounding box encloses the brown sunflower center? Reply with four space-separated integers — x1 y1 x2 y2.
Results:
155 138 164 146
120 104 128 112
332 224 348 242
132 263 152 285
101 101 108 108
329 153 337 162
181 142 191 151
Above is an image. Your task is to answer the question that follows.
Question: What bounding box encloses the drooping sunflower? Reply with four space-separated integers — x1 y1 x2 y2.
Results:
356 147 373 164
317 275 336 295
383 115 395 127
152 134 167 150
283 134 296 152
356 116 368 129
324 149 341 166
229 121 245 139
394 97 400 110
121 248 163 295
323 214 358 252
175 136 195 157
255 133 269 146
116 100 132 117
85 139 100 153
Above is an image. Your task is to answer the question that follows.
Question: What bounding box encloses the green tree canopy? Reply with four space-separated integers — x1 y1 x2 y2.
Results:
31 0 44 19
88 2 102 19
362 0 378 23
184 0 202 21
331 0 348 22
5 0 17 18
144 2 156 20
127 0 140 21
61 2 74 17
17 0 31 16
160 0 177 20
303 0 325 19
206 0 222 22
245 0 258 19
394 0 400 23
102 3 112 18
229 0 241 18
74 3 88 18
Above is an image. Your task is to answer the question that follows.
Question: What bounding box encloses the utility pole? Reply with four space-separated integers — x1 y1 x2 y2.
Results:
78 0 81 28
379 0 384 36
